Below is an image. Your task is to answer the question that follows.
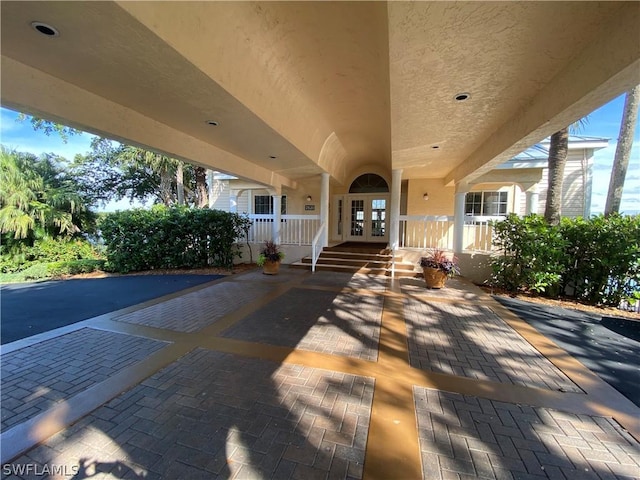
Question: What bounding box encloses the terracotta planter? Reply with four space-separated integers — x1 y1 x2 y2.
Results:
262 259 281 275
422 267 448 289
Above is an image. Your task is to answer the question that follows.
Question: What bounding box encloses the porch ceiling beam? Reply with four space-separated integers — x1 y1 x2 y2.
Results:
445 3 640 187
472 168 543 186
0 56 296 191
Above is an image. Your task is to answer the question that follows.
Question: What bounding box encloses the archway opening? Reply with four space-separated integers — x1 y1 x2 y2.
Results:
349 174 389 193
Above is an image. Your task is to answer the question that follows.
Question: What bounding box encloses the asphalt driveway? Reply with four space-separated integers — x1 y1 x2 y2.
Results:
0 275 222 345
494 296 640 407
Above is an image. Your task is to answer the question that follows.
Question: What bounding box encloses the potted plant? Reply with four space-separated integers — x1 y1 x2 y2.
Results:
256 240 285 275
419 249 460 289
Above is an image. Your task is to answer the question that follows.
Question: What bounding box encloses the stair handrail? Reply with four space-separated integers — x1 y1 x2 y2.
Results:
311 222 326 273
390 240 398 279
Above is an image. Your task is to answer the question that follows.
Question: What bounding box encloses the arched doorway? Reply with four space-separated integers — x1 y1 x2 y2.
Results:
333 174 390 243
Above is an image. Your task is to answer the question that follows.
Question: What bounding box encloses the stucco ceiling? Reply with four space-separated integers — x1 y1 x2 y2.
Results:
1 1 638 189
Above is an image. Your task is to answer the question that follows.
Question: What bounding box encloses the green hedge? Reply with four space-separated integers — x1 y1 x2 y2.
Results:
0 238 104 274
11 259 106 282
99 206 245 273
490 213 640 306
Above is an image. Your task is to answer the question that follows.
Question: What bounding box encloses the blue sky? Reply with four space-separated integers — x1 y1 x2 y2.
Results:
578 94 640 215
1 96 639 214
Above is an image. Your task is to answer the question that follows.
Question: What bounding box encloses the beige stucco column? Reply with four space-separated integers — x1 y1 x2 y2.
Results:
524 184 540 215
320 173 330 247
453 183 469 254
272 195 282 244
389 169 403 250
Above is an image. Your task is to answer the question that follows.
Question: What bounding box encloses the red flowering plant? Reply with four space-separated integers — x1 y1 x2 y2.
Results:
256 240 284 266
419 249 460 277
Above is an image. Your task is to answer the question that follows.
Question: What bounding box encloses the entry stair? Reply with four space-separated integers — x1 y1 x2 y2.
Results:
291 243 418 277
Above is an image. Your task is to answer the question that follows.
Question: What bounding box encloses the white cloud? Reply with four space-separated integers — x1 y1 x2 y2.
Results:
590 140 640 214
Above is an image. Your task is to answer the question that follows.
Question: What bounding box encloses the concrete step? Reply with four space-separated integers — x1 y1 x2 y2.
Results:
319 250 401 263
290 261 419 277
298 256 414 271
323 244 389 254
292 245 418 277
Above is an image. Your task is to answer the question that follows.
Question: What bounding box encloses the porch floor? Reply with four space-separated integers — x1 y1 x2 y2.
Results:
1 268 638 479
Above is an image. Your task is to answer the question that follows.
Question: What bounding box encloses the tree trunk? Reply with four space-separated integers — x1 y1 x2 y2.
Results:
159 169 173 206
195 166 208 208
605 85 640 215
544 127 569 225
176 162 185 205
157 154 174 206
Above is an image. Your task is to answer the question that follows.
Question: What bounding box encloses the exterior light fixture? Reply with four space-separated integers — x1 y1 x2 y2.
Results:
31 22 59 37
423 193 429 201
453 92 471 102
306 195 312 202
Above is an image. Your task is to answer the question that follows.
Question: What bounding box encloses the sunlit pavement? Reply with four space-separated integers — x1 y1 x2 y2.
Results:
1 268 638 479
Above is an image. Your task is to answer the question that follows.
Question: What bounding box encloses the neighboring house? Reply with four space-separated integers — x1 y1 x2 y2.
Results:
492 135 608 219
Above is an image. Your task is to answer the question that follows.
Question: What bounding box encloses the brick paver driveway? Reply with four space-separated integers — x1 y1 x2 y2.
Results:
1 269 638 479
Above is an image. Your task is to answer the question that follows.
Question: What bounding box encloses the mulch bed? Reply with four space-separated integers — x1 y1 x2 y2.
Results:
480 286 640 321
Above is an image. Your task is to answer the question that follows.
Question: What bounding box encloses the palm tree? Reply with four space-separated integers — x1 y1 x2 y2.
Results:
194 166 209 208
176 161 185 205
117 146 180 206
17 113 212 209
605 85 640 215
543 116 590 225
543 128 569 225
0 148 85 242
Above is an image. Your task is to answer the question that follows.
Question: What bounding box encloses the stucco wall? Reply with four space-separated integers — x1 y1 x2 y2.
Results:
234 243 310 265
283 178 322 215
398 248 493 285
406 179 455 215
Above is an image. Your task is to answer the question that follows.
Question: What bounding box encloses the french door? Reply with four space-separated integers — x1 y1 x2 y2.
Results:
343 195 389 242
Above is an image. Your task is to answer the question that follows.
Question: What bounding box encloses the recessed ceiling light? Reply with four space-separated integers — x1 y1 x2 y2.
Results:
454 92 471 102
269 155 277 159
206 120 219 126
31 21 59 37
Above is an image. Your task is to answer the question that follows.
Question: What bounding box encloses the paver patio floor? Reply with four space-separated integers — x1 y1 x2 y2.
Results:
1 268 638 479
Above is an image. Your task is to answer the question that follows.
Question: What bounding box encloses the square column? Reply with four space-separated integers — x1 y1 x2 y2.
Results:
453 187 468 254
525 185 540 215
389 169 403 250
320 173 330 247
272 195 281 244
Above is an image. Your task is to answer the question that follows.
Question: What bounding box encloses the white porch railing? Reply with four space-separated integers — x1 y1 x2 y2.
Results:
244 214 499 252
399 215 455 250
247 214 321 245
462 216 504 252
399 214 502 252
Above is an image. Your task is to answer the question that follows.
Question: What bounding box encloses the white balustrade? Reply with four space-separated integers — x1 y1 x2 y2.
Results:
398 215 454 250
398 214 502 252
246 214 321 245
244 214 499 252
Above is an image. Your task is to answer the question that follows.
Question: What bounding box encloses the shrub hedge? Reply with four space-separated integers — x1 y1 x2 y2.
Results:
20 259 106 281
490 213 640 306
99 206 246 273
0 238 104 274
